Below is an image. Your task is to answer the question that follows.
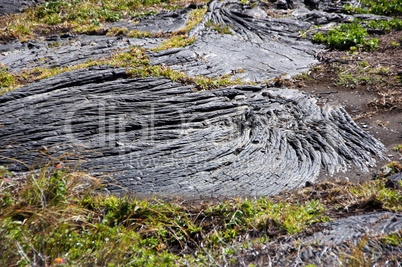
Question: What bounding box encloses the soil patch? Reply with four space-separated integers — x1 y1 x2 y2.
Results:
288 32 402 183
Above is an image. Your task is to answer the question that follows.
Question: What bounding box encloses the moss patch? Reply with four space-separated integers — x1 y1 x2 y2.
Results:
0 45 250 95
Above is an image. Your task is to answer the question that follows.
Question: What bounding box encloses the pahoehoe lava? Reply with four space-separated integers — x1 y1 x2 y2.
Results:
237 212 402 265
0 66 385 197
147 0 323 82
1 1 401 264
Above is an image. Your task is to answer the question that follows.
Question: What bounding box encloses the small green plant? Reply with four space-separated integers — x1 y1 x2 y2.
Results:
0 69 15 89
48 41 62 48
175 7 208 34
382 232 402 246
343 0 402 16
372 66 390 75
205 20 233 34
106 26 129 36
363 18 402 33
393 145 402 152
385 161 402 174
298 30 308 38
336 72 359 88
128 30 152 38
358 61 370 68
313 20 378 50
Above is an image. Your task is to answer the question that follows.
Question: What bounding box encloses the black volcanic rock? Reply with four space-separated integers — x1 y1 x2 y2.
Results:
385 173 402 189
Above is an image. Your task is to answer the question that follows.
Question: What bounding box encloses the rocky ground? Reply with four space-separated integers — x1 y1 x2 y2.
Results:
0 0 401 266
291 31 402 184
1 0 397 198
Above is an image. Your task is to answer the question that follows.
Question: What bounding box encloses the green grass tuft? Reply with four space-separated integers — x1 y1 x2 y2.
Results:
312 20 379 50
0 68 15 90
205 20 233 34
344 0 402 16
152 35 196 51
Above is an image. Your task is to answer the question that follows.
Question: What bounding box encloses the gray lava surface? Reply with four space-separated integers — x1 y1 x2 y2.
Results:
1 1 388 81
0 35 161 72
237 212 402 266
0 66 385 197
0 0 43 15
0 0 401 262
0 0 395 197
148 0 323 82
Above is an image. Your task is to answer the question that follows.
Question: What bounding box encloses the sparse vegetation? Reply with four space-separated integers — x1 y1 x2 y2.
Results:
0 161 327 266
331 61 392 89
382 231 402 246
105 6 207 38
152 35 196 51
1 160 401 266
312 1 402 51
364 17 402 32
298 26 402 113
344 0 402 16
205 20 233 34
1 0 402 265
0 0 208 42
0 68 15 90
312 20 379 50
0 2 222 93
0 46 249 95
175 6 208 34
0 60 104 94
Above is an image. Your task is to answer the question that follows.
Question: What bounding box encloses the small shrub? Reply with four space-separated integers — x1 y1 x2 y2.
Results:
364 18 402 33
0 69 15 89
344 0 402 16
313 20 378 50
